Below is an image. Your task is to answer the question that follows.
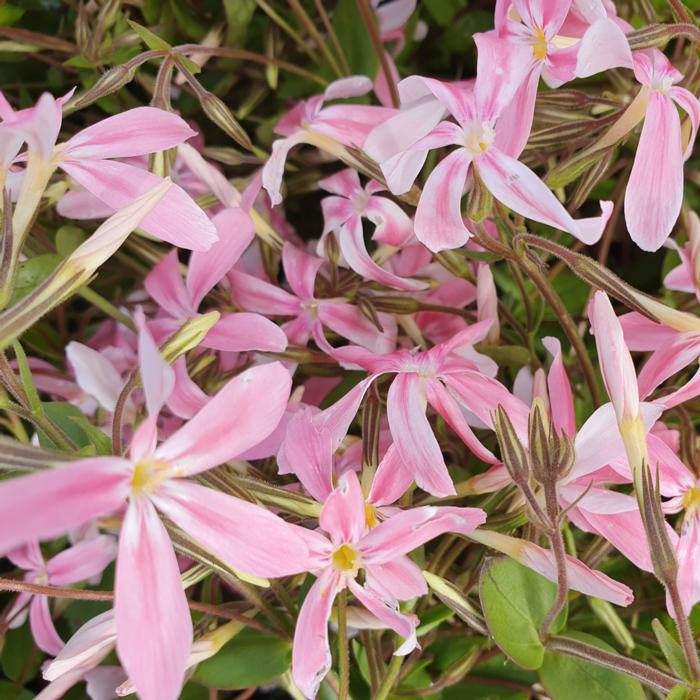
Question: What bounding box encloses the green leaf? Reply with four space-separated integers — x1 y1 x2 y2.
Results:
55 226 87 256
332 0 378 77
224 0 255 48
10 254 61 304
1 624 43 684
539 632 645 700
0 682 32 700
479 557 566 670
667 686 692 700
193 629 291 688
417 604 454 636
0 5 25 26
38 402 107 452
127 20 172 51
652 618 692 682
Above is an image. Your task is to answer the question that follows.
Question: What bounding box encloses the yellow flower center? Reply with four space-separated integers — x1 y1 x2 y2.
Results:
332 544 360 573
532 27 549 60
365 503 379 529
683 486 700 517
131 458 171 495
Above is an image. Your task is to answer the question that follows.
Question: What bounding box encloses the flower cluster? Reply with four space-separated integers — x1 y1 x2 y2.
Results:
0 1 700 699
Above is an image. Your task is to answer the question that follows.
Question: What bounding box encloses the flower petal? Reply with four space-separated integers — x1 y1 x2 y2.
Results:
115 498 192 700
47 535 117 586
30 596 64 656
66 342 124 413
155 362 292 475
319 470 366 544
201 312 288 352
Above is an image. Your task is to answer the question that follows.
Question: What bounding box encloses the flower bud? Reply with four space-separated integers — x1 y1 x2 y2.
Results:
493 405 529 483
160 311 220 364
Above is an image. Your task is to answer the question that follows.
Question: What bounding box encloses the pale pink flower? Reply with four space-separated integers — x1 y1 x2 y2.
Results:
313 321 529 497
7 92 217 250
145 208 287 353
230 241 398 354
5 537 116 655
289 470 486 698
0 321 310 700
318 168 426 291
262 77 394 206
367 34 612 252
576 29 699 250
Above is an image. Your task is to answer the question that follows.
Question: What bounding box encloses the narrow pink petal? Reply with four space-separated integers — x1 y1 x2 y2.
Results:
47 535 117 586
664 261 695 295
229 270 301 315
625 92 683 251
61 159 217 251
347 578 417 655
476 263 499 342
387 374 456 497
619 311 681 351
7 541 44 571
575 17 634 77
283 243 323 300
542 337 576 437
676 517 700 616
144 249 193 318
319 302 398 354
338 217 426 291
375 0 415 32
201 312 288 352
0 459 131 554
473 32 534 121
115 498 192 700
186 208 255 308
365 95 447 167
30 596 64 656
442 371 530 442
656 364 700 410
64 108 196 160
153 480 312 576
323 76 373 101
477 148 612 245
588 291 640 420
367 444 415 507
319 471 366 544
66 342 124 413
414 148 472 253
364 194 414 246
22 93 62 160
359 505 485 562
637 336 700 399
516 540 634 605
134 312 174 421
493 68 539 160
56 190 115 220
425 379 498 464
156 362 292 474
319 169 362 197
396 76 473 127
277 409 334 502
262 132 307 206
166 357 208 420
321 195 354 234
366 556 427 601
292 568 341 699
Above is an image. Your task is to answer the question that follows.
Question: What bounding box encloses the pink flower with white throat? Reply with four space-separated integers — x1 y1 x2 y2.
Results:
0 320 311 700
290 470 486 698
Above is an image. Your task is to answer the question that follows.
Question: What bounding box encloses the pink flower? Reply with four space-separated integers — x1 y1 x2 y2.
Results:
367 34 613 252
576 27 699 250
0 321 310 700
290 470 485 698
5 537 116 655
493 0 582 156
230 241 398 354
318 168 426 291
7 92 217 250
315 321 530 497
262 77 394 206
145 208 287 354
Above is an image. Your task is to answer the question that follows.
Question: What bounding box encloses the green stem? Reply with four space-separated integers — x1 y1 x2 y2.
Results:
78 286 136 331
337 589 350 700
375 653 404 700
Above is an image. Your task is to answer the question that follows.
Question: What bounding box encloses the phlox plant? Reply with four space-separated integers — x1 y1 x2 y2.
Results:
1 1 700 699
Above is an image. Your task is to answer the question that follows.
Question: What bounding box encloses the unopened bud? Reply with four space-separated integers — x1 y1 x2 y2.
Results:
356 297 384 333
493 405 529 483
199 91 255 153
435 249 474 280
467 168 493 222
528 398 552 484
161 311 220 364
369 295 422 314
323 230 341 267
66 63 137 113
627 23 700 50
640 461 678 584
